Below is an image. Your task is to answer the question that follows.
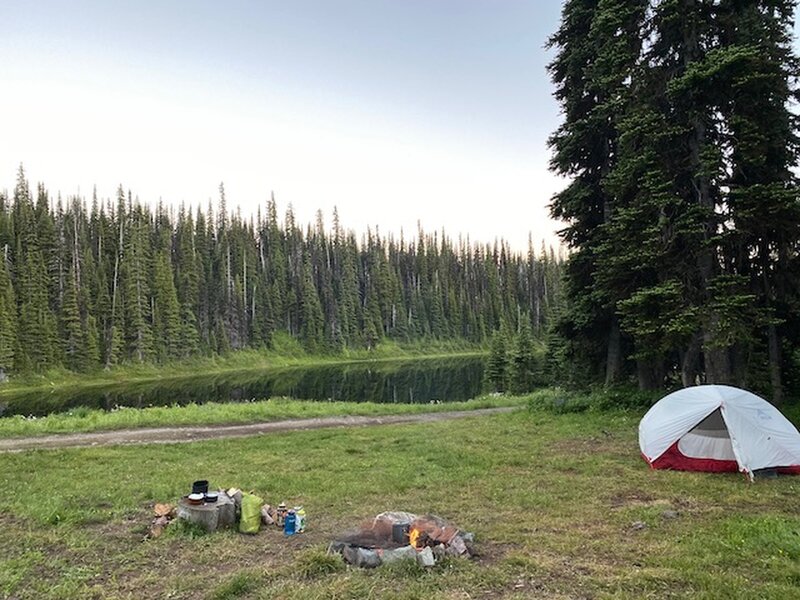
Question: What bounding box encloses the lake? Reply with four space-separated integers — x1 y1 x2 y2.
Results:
0 356 487 417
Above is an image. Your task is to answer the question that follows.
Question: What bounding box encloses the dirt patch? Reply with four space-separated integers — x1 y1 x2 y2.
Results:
0 407 516 453
609 491 671 509
549 435 630 458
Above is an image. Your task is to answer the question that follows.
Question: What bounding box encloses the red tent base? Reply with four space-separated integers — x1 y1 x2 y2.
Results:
646 442 800 475
649 441 739 472
775 466 800 475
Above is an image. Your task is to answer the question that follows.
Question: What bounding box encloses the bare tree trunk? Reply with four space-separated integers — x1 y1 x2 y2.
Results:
767 322 783 407
107 214 124 368
605 316 622 386
680 332 702 387
762 241 783 406
636 356 663 391
703 315 732 384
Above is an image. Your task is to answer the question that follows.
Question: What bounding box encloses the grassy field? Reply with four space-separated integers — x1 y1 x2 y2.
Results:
1 392 799 599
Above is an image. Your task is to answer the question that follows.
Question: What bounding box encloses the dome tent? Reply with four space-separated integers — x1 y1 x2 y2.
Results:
639 385 800 480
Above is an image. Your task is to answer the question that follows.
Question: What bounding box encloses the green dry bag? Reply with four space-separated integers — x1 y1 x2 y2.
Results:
239 492 263 534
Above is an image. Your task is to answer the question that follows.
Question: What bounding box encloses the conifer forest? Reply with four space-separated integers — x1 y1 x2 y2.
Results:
547 0 800 403
0 168 562 376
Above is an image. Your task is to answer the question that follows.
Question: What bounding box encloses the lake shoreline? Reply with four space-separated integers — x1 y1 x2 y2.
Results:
0 351 491 420
0 394 526 439
0 405 518 450
0 338 487 398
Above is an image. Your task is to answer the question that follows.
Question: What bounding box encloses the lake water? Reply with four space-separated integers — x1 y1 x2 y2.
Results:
0 356 487 417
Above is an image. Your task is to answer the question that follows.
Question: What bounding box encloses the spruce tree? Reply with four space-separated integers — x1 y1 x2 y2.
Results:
121 201 153 362
486 324 510 392
547 0 647 386
0 245 16 376
508 315 538 394
13 166 58 371
152 251 181 361
299 252 324 352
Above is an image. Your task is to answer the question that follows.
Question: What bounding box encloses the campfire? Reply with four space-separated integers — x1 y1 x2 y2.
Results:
329 511 474 568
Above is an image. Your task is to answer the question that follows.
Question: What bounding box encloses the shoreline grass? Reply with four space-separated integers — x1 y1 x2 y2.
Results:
0 393 526 439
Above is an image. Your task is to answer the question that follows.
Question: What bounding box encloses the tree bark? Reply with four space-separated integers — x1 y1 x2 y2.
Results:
605 316 622 386
703 314 732 384
680 332 702 387
637 356 663 390
767 322 783 407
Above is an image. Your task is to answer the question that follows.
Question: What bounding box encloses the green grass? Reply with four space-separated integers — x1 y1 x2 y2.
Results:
0 332 485 396
2 397 800 598
0 393 525 438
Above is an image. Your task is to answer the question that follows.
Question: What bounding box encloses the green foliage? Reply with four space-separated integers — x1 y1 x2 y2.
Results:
485 325 509 392
0 246 16 372
0 173 563 375
526 386 660 414
548 0 800 397
508 315 540 394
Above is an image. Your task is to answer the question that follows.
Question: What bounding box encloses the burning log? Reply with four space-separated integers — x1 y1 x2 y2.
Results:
331 511 474 568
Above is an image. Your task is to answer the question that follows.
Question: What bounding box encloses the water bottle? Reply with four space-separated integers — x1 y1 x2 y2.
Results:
284 509 296 536
295 506 306 533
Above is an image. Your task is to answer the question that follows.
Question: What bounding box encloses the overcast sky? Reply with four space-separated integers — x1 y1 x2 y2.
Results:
4 2 570 249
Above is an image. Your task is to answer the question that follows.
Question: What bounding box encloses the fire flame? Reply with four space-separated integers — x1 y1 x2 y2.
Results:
409 527 421 548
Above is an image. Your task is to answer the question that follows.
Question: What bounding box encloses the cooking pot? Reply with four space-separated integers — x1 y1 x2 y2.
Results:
392 522 410 544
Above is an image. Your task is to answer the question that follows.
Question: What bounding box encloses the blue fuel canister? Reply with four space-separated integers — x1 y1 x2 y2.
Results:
284 509 297 536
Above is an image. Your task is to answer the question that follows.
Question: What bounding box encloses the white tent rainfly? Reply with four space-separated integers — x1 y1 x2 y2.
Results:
639 385 800 480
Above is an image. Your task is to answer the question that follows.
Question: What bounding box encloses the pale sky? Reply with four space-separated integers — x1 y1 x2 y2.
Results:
3 2 561 249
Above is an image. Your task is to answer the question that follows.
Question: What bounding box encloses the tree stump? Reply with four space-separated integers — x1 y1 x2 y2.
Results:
177 493 235 532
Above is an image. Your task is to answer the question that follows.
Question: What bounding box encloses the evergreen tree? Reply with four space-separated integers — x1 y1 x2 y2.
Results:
508 315 539 394
61 268 84 371
299 252 324 352
152 250 181 361
0 245 16 376
13 166 58 371
121 201 153 362
547 0 647 387
548 0 800 399
0 171 563 375
486 324 510 392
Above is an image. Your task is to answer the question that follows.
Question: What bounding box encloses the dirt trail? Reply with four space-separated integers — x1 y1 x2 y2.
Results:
0 407 516 453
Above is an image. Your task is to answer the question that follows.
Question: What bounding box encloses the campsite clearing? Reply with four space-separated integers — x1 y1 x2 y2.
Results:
1 402 799 599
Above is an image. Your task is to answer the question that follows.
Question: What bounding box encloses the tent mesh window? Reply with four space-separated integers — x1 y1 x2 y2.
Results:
677 409 736 461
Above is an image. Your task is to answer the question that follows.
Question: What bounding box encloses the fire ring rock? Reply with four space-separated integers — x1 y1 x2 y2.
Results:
330 511 474 568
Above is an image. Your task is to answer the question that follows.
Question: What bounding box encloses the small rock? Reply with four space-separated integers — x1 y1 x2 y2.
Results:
432 544 447 562
661 510 679 520
382 545 418 564
448 534 468 556
327 541 346 555
416 546 436 567
631 521 647 531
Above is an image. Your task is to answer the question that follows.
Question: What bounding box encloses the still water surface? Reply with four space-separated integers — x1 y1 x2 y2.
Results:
0 356 487 417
